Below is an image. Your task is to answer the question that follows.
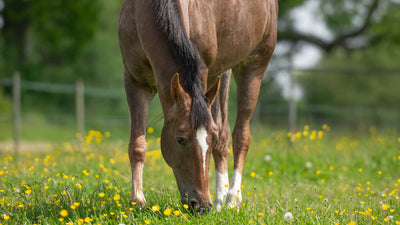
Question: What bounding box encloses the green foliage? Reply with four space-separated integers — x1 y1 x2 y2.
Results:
1 0 101 74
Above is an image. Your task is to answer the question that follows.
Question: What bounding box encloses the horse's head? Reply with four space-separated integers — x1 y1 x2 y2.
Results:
160 73 220 213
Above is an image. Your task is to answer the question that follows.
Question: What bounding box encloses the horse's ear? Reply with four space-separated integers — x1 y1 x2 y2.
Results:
205 76 221 105
171 73 190 108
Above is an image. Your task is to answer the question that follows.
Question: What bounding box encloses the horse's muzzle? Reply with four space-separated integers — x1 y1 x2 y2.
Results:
183 198 212 214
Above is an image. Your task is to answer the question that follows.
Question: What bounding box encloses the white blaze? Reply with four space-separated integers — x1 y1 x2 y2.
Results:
196 126 208 177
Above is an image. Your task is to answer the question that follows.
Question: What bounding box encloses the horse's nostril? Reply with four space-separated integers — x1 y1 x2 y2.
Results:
189 199 199 209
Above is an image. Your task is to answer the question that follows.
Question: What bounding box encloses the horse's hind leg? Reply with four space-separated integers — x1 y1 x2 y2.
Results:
124 69 154 207
211 70 231 211
228 56 272 208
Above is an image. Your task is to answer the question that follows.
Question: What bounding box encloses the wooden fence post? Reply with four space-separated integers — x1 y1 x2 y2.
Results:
76 79 85 136
288 48 297 134
13 72 21 153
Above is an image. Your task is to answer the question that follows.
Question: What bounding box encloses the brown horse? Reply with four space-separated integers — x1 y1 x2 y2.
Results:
118 0 278 213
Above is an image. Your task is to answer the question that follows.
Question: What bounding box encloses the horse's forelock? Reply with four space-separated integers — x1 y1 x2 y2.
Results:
191 95 211 129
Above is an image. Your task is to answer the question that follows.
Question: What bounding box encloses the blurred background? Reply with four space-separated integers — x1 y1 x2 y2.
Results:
0 0 399 149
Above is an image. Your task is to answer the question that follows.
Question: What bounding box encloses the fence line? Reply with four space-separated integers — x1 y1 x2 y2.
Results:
1 71 400 152
0 78 125 98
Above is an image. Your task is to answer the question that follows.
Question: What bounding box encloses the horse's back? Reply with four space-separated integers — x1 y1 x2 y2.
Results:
119 0 278 84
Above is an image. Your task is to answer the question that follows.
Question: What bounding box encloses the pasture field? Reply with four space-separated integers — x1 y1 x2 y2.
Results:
0 125 399 224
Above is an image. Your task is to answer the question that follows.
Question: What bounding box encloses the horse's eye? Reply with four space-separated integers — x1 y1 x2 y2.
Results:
176 137 186 146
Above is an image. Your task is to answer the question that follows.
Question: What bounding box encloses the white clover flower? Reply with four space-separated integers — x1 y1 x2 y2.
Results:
284 212 294 220
264 154 272 162
386 215 393 222
305 161 313 169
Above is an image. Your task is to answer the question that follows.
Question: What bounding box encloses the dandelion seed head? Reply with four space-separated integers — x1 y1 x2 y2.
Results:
283 212 294 220
264 154 272 162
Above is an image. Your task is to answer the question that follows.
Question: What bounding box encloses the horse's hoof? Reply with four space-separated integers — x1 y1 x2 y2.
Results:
130 194 146 208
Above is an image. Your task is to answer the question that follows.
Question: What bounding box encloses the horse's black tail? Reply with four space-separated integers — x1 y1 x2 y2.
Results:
152 0 210 129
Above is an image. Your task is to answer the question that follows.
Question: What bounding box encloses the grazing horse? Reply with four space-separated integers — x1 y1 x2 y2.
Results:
118 0 278 213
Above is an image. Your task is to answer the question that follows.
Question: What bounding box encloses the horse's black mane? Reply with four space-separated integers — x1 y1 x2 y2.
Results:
151 0 210 129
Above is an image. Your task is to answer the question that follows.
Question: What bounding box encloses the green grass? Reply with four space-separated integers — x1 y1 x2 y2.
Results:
0 125 399 224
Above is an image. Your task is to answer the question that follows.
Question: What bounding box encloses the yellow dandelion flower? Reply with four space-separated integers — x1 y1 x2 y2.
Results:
99 192 105 198
251 172 256 177
348 221 356 225
84 217 92 223
249 220 254 224
73 202 80 207
4 215 10 220
144 220 151 224
173 210 181 216
105 131 111 138
147 127 154 134
268 171 273 176
183 204 189 209
382 204 389 210
360 201 365 205
371 216 377 220
60 209 68 217
25 189 32 194
70 205 76 210
318 130 323 139
390 209 395 213
316 170 321 175
258 212 265 216
152 205 160 212
113 194 121 201
306 207 312 211
163 208 173 216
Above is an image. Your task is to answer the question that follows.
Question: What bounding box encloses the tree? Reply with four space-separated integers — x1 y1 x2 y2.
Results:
0 0 101 78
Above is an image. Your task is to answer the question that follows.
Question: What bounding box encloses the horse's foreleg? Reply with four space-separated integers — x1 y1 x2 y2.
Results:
211 70 231 211
124 70 154 207
228 65 268 209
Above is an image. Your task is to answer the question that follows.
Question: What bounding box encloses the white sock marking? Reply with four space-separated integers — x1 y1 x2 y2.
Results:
196 126 208 178
215 171 229 211
228 169 242 209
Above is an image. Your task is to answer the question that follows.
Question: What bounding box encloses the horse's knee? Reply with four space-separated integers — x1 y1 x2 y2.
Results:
129 135 147 162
